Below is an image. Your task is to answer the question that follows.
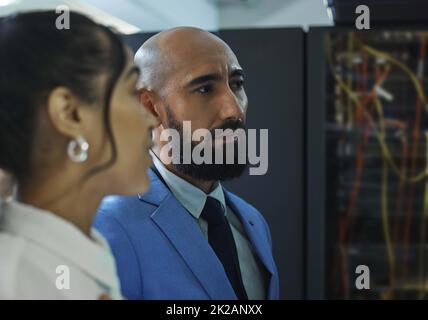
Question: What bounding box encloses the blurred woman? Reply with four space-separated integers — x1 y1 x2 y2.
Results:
0 11 156 299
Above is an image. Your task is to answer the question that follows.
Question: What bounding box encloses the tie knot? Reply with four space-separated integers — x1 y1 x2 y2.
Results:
201 197 225 226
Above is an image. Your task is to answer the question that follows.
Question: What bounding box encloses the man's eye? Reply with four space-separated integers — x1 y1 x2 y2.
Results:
230 79 245 90
196 84 213 94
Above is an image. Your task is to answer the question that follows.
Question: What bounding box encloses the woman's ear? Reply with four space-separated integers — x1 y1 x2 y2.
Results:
47 87 83 138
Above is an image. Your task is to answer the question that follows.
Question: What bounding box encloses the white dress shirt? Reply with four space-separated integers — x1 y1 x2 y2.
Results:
0 198 122 300
151 152 267 299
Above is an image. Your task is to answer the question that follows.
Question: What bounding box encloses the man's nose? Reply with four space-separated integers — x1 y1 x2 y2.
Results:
218 89 245 121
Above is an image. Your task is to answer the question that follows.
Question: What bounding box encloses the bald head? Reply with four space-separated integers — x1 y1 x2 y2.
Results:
134 27 238 94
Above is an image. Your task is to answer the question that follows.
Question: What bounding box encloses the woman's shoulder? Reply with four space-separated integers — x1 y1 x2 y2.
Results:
0 232 29 299
0 232 65 299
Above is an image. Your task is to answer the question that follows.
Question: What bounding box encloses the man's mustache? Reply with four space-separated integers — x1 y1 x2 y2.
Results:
209 119 246 136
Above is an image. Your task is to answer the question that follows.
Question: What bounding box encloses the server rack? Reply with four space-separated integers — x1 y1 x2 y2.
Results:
308 26 428 299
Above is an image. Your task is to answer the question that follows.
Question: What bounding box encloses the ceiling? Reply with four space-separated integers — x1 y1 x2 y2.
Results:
0 0 332 33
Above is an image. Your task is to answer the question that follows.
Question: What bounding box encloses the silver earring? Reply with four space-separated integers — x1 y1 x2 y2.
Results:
67 136 89 163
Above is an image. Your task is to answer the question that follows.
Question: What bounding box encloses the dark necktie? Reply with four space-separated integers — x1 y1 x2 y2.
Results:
201 196 248 300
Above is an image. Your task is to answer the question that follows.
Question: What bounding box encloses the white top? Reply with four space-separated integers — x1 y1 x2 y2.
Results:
0 198 122 300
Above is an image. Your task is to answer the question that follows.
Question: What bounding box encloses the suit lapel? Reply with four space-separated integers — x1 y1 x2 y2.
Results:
223 190 275 284
137 169 168 205
139 169 237 300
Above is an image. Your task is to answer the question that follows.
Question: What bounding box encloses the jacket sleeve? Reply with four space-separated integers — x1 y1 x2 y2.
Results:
93 213 143 300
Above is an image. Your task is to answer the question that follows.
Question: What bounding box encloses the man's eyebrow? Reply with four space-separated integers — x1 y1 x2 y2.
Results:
230 68 244 78
125 66 141 79
186 73 222 88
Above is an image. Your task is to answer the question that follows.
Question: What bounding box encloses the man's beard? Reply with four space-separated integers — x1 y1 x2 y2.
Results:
165 107 248 182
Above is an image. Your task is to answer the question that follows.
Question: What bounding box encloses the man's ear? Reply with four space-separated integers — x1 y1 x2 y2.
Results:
47 87 82 139
139 89 160 119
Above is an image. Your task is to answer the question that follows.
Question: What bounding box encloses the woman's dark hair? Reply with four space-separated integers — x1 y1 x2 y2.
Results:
0 10 126 183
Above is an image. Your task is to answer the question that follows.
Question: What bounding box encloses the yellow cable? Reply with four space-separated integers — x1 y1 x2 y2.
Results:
418 132 428 299
347 33 354 126
363 44 428 115
326 35 427 183
375 94 396 290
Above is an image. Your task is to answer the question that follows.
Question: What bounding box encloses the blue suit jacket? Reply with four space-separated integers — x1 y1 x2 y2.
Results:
93 169 279 300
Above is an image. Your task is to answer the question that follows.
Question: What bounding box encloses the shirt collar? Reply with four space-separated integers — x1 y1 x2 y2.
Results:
0 199 121 294
151 151 226 219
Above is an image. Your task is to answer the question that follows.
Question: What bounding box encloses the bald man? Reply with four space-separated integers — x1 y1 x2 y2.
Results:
94 27 279 300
